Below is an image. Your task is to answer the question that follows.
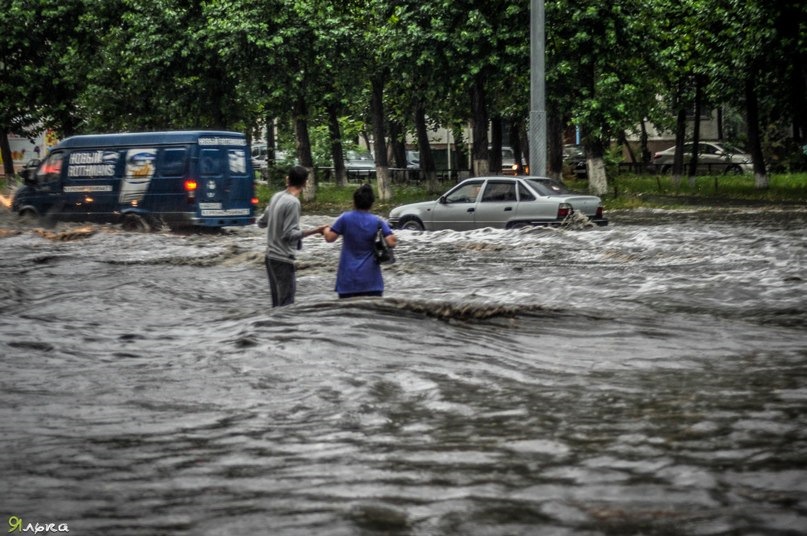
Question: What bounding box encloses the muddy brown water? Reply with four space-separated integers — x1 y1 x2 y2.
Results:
1 206 805 535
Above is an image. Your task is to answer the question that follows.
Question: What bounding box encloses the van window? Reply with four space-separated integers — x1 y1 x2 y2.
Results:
200 149 223 176
228 149 247 175
161 148 187 177
36 152 65 184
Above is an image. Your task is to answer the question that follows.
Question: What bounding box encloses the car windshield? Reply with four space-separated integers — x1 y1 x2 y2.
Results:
346 150 373 162
526 178 572 196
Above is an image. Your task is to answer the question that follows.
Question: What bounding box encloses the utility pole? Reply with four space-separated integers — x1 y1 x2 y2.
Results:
529 0 547 176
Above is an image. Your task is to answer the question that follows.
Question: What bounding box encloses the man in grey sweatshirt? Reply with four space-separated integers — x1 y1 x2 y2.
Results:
257 166 325 306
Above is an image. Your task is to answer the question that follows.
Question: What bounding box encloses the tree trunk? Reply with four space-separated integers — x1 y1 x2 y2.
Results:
453 124 470 176
1 130 14 177
745 76 769 189
490 115 503 174
585 140 608 196
293 95 316 201
640 119 651 166
510 119 527 176
326 102 347 187
414 103 439 193
688 75 702 186
370 76 391 201
470 75 489 177
547 112 563 179
388 120 407 185
673 105 687 188
388 120 406 168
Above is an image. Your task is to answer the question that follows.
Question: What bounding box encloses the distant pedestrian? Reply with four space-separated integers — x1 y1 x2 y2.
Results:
257 166 325 307
323 183 397 299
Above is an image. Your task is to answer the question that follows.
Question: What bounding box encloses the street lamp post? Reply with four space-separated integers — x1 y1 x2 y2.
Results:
529 0 547 176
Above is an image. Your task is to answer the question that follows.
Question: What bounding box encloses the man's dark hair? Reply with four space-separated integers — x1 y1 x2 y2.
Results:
288 166 308 188
353 183 375 210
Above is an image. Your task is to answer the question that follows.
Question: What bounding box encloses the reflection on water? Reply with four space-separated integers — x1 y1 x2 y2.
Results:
1 207 806 535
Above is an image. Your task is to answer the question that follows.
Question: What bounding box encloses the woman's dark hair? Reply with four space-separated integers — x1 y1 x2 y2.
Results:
353 183 375 210
288 165 308 188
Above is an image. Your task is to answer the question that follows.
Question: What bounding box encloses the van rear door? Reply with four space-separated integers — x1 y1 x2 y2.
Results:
196 144 254 225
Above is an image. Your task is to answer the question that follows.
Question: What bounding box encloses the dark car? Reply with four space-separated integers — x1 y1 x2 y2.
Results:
563 145 587 179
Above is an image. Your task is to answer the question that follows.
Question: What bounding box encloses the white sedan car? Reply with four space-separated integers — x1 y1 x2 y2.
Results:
388 176 607 231
652 141 752 174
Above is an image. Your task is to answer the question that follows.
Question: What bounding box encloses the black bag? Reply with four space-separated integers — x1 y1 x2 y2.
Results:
374 221 395 265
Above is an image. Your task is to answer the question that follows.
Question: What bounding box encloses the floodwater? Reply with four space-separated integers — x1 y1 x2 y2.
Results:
1 206 805 536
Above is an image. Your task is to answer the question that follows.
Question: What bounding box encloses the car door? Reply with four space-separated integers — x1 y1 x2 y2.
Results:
429 179 484 231
474 180 518 228
698 143 722 173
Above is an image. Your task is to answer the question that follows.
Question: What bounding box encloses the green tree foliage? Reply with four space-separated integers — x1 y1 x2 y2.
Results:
3 0 803 191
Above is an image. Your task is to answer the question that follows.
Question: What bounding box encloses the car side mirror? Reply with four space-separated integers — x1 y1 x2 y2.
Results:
439 195 447 204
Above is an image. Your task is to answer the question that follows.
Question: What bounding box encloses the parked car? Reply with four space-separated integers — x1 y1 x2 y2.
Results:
344 150 375 178
406 150 420 170
501 146 517 173
652 141 752 174
251 144 297 171
251 143 269 170
563 144 587 179
388 176 607 231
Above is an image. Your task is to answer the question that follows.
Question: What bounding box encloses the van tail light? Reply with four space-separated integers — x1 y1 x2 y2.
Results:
557 203 572 219
184 179 198 203
251 197 259 206
596 205 604 219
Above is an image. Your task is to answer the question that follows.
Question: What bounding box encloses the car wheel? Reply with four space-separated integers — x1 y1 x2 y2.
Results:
660 165 672 175
121 213 155 232
506 221 530 230
399 216 424 231
725 165 743 175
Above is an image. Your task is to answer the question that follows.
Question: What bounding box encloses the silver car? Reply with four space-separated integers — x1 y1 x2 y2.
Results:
652 141 752 174
344 150 376 178
388 177 607 231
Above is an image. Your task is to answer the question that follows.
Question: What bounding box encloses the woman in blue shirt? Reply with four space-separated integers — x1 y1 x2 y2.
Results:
323 184 397 298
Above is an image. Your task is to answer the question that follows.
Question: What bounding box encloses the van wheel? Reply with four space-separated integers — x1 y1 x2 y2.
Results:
19 208 39 225
121 213 155 232
399 216 424 231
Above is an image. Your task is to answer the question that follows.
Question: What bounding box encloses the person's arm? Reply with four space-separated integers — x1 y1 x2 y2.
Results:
322 224 339 243
303 225 326 238
280 203 304 245
380 219 397 248
322 216 343 243
256 205 269 228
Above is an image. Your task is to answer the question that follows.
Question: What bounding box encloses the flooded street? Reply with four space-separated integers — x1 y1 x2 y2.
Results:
1 206 806 535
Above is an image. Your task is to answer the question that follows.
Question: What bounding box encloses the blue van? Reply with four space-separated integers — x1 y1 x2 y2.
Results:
11 130 257 230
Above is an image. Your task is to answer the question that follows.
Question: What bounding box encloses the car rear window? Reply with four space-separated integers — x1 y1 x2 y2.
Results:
526 179 572 196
